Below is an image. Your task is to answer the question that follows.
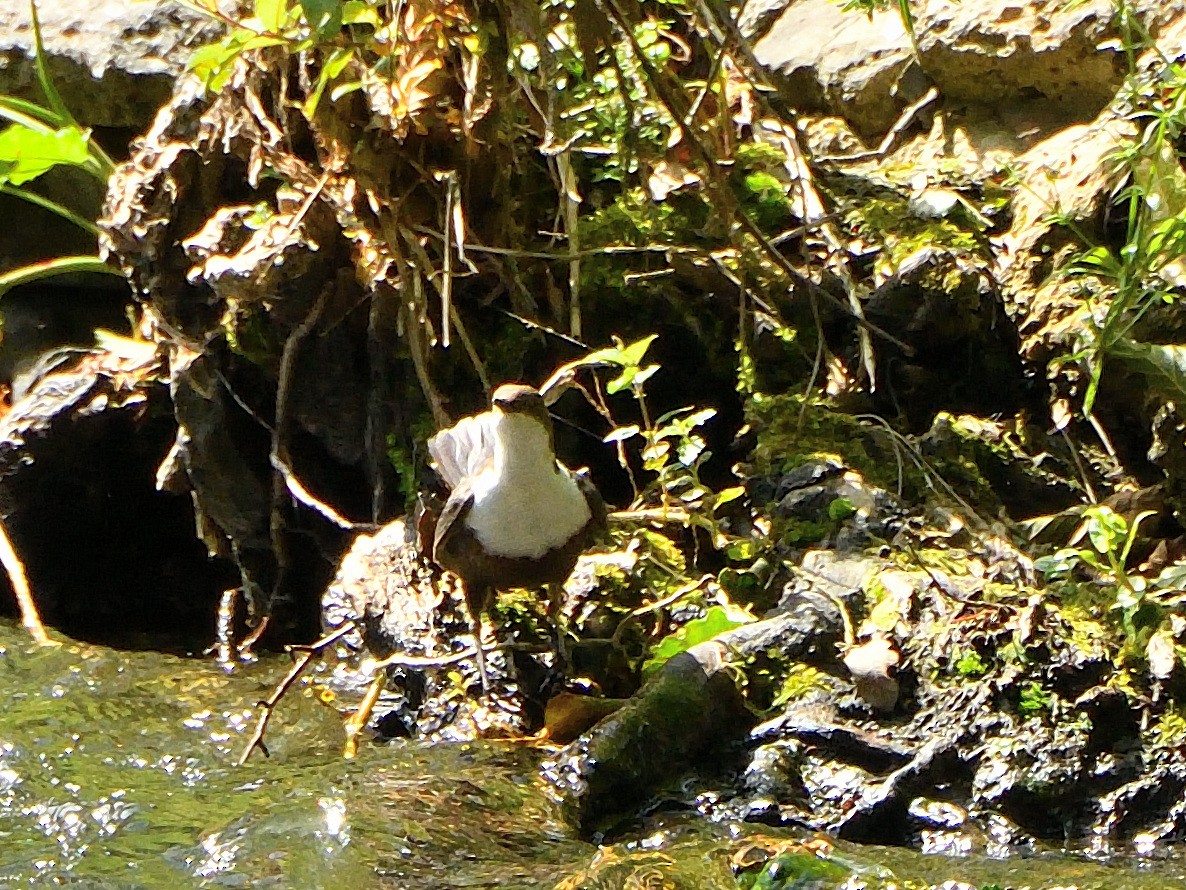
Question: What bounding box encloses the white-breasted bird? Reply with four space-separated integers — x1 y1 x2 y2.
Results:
424 383 606 689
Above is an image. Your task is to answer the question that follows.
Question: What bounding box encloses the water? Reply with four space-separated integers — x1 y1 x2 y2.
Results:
0 619 1183 889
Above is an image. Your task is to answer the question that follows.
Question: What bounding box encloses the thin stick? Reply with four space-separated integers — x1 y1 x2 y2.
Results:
0 517 53 645
236 622 355 766
343 671 386 759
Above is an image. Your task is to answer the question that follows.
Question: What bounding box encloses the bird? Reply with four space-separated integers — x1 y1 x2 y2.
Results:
424 383 607 690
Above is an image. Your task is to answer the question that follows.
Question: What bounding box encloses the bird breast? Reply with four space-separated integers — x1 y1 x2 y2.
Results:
466 463 592 560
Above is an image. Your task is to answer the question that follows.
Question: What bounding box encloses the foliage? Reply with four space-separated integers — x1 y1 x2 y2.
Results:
0 2 122 297
1034 505 1186 676
1017 680 1051 717
1055 8 1186 415
641 602 753 679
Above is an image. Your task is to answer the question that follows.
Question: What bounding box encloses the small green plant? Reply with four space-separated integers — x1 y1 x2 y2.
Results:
1053 8 1186 415
0 2 122 297
955 649 988 677
1034 504 1154 637
1017 680 1051 717
575 334 744 522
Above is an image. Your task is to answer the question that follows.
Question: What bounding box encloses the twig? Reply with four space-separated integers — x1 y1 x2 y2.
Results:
818 87 940 163
343 671 386 759
237 622 356 766
269 282 333 618
270 453 380 531
0 517 53 645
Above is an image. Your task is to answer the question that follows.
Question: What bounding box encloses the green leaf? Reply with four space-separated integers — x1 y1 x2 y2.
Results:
713 486 745 510
341 0 380 25
620 334 658 367
0 125 91 184
29 1 73 127
256 0 287 31
303 47 352 118
300 0 342 38
642 604 753 678
1109 338 1186 403
828 497 856 521
0 255 122 297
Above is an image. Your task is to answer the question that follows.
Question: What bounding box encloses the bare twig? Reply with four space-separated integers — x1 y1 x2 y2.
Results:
0 517 53 645
819 87 941 163
237 622 357 765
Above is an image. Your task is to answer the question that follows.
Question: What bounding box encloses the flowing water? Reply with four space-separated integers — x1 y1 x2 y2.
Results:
0 619 1183 889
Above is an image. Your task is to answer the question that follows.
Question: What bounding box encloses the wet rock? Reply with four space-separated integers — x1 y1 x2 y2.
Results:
547 601 844 832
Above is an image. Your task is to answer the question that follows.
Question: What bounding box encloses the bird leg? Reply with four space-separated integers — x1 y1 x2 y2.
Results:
545 583 570 673
463 583 492 693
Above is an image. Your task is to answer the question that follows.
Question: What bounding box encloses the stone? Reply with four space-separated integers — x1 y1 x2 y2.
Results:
749 0 915 136
0 0 224 131
746 0 1179 137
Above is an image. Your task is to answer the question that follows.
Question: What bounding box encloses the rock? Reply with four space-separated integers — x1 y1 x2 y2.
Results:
546 601 845 831
747 0 1177 137
915 0 1173 124
749 0 916 136
0 0 224 130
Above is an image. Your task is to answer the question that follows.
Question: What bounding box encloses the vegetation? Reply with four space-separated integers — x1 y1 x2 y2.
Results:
0 3 121 296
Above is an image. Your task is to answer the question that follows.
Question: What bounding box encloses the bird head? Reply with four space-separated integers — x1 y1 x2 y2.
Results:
491 384 549 423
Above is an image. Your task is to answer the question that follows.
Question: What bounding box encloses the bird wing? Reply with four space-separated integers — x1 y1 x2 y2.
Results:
432 476 476 565
427 412 496 490
574 468 609 537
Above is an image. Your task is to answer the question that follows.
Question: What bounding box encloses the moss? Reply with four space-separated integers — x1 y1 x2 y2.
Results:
837 189 987 270
769 663 831 708
745 393 890 488
1151 708 1186 746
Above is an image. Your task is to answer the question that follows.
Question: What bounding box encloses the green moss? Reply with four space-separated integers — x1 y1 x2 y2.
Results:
840 191 986 269
1018 681 1052 717
745 393 887 488
955 649 988 677
770 663 831 708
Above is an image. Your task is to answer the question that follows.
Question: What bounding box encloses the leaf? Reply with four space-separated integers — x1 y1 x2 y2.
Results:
256 0 287 31
0 125 91 184
642 604 753 678
713 486 745 511
341 0 380 25
602 424 640 444
303 47 352 118
300 0 342 38
0 255 122 298
1109 338 1186 404
620 334 658 367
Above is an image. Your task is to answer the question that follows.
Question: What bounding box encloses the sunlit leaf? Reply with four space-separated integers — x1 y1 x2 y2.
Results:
642 604 754 678
303 47 353 118
602 424 640 444
0 125 90 185
256 0 287 31
621 334 658 366
301 0 342 38
341 0 380 25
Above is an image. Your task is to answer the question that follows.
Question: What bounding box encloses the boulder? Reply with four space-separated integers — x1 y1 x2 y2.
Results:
747 0 1177 136
0 0 223 131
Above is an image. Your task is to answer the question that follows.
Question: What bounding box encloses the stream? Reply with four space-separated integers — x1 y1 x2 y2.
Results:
0 619 1183 889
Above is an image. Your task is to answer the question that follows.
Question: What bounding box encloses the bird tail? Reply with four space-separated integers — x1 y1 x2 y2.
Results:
427 412 497 489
